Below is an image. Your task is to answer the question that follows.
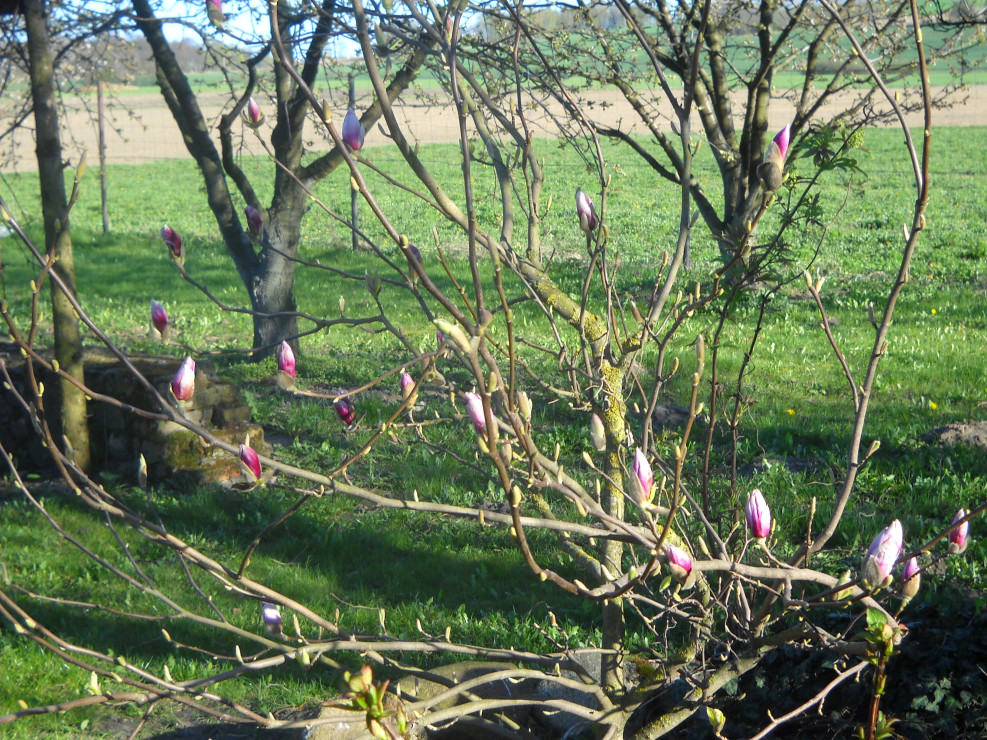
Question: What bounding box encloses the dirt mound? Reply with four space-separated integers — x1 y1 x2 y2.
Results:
924 421 987 451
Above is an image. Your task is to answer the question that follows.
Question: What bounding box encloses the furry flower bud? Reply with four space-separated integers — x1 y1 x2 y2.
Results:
244 205 262 236
276 340 296 379
342 109 365 151
170 357 195 402
239 444 261 481
261 602 283 636
901 556 921 601
949 508 969 554
745 488 772 540
665 543 693 583
629 447 653 505
245 96 262 127
150 299 169 339
859 519 903 590
334 397 356 426
756 124 792 192
160 225 183 260
575 188 598 232
400 371 417 405
465 392 485 435
206 0 224 28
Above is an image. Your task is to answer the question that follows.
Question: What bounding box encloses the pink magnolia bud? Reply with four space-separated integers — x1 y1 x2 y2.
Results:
664 543 693 583
342 109 365 151
465 392 485 435
335 397 356 425
949 508 969 554
901 556 921 600
575 188 598 232
629 447 653 505
239 443 261 481
206 0 224 28
246 96 262 126
171 356 196 402
771 124 791 164
261 602 283 636
160 225 183 260
400 371 417 404
745 488 772 539
150 299 168 337
408 243 422 262
860 519 903 590
276 340 296 379
244 205 263 236
757 124 792 193
757 123 792 192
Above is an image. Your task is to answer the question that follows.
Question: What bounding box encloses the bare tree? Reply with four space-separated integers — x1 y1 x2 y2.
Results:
0 0 975 738
452 0 974 267
128 0 437 358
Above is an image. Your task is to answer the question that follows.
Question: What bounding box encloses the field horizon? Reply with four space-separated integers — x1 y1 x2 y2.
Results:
1 83 984 174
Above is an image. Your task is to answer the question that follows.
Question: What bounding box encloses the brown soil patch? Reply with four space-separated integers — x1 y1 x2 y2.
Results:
3 84 984 173
925 420 987 451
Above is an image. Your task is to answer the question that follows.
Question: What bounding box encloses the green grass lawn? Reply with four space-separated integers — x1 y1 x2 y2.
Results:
0 125 985 737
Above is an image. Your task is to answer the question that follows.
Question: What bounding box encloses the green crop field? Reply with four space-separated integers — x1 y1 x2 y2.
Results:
0 124 986 737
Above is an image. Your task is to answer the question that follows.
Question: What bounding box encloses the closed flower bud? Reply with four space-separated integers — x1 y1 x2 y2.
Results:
342 109 365 151
150 299 169 340
206 0 224 28
261 602 283 636
432 318 472 354
245 96 262 127
665 543 693 584
901 556 921 601
335 397 356 426
575 188 599 232
756 123 792 192
244 205 263 236
400 371 417 405
745 488 772 540
771 124 791 163
629 447 654 505
949 508 969 554
170 356 196 402
365 272 381 298
160 225 183 261
276 340 296 379
589 414 606 452
465 392 485 435
239 444 261 481
859 519 903 590
137 453 148 490
516 391 532 424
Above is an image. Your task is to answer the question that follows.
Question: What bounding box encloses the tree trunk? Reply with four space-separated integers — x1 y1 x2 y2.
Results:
24 0 91 471
600 362 628 693
250 216 300 356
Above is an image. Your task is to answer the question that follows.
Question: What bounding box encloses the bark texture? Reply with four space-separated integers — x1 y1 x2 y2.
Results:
24 0 91 471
